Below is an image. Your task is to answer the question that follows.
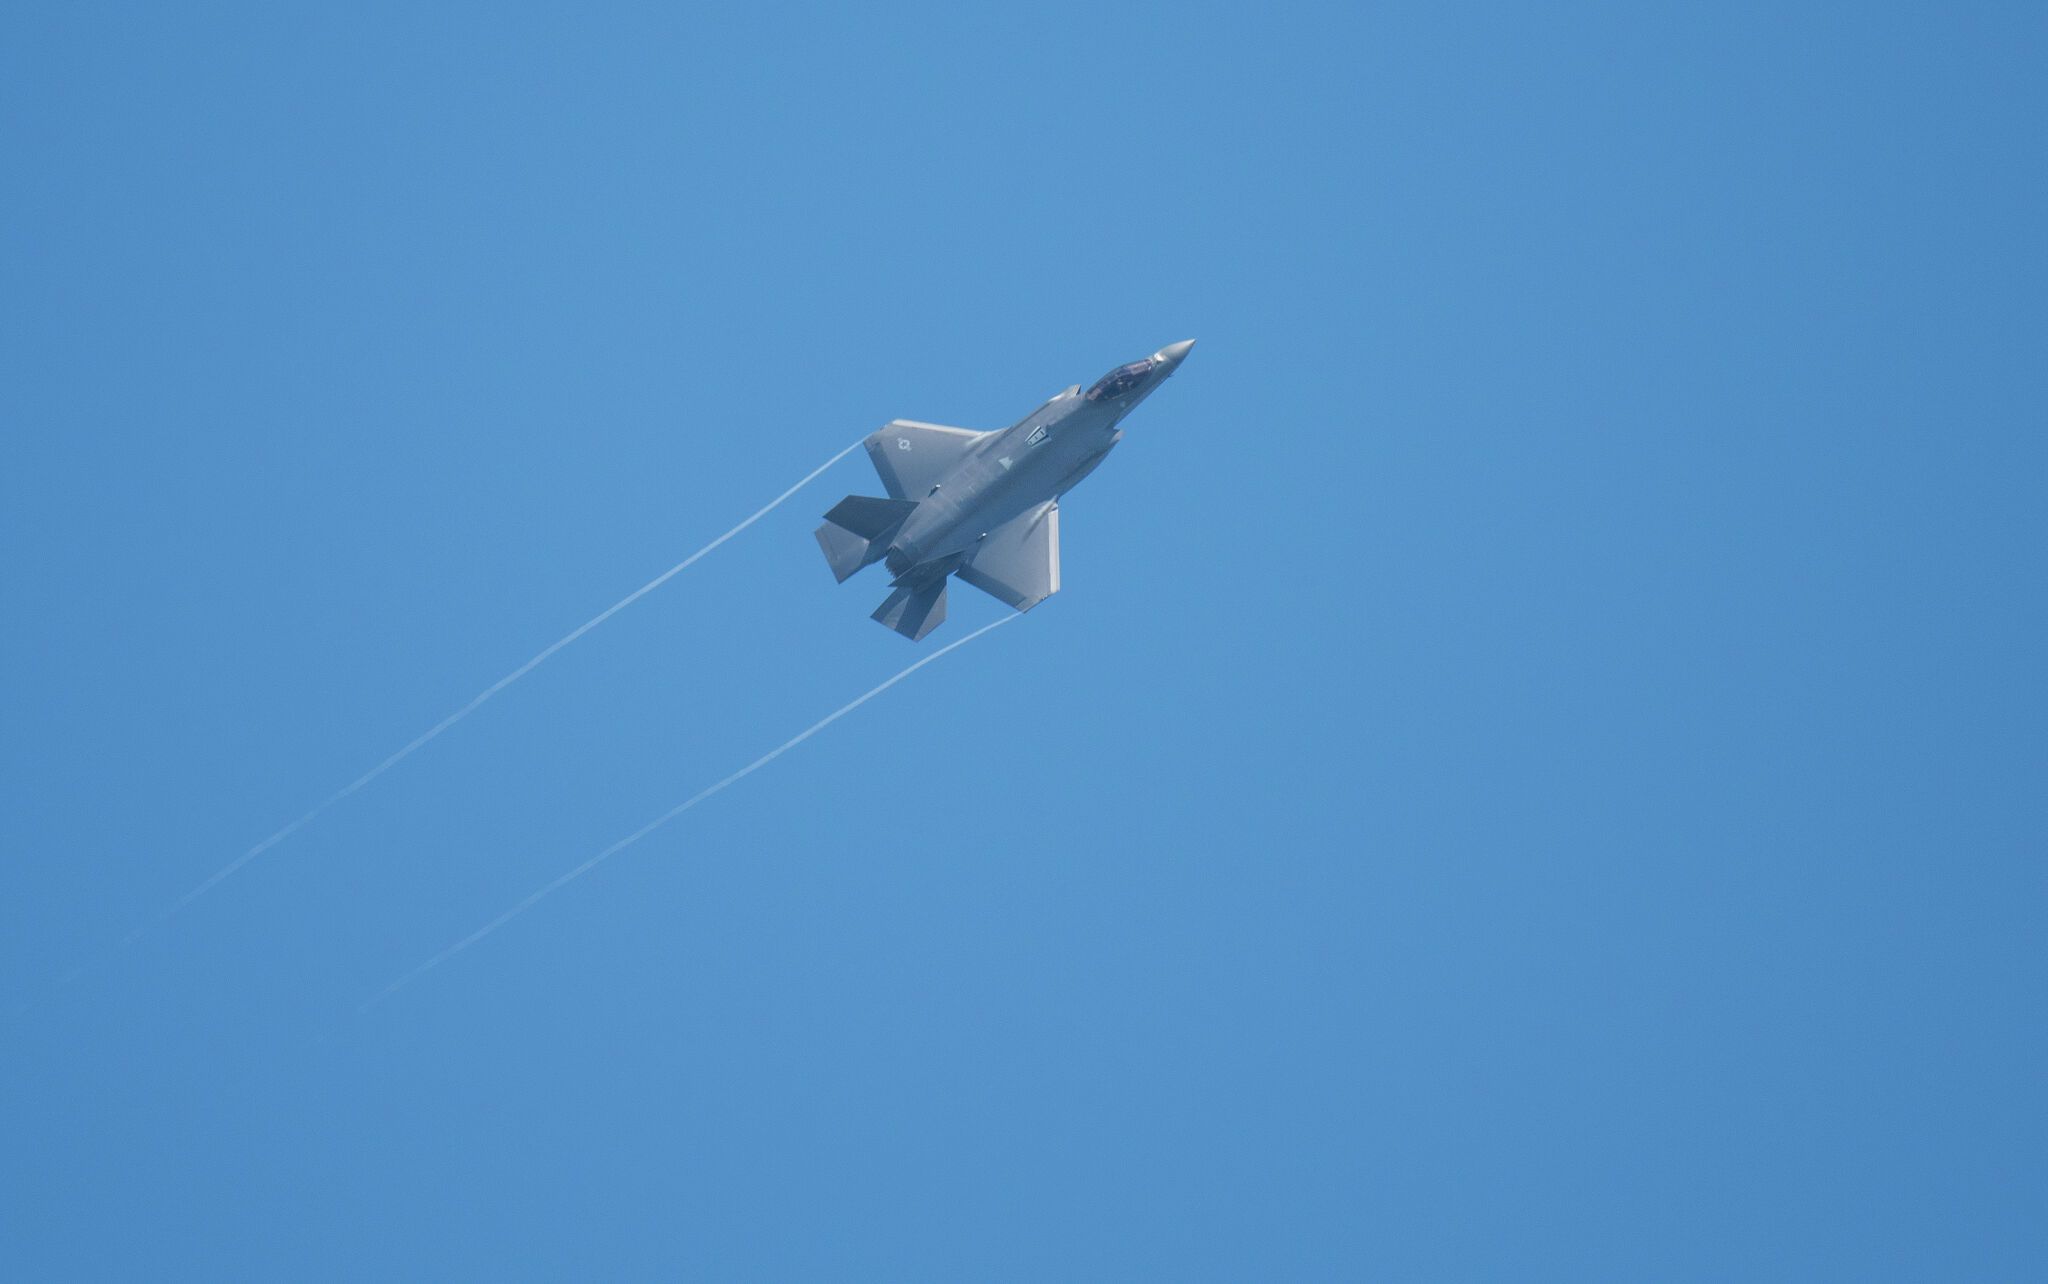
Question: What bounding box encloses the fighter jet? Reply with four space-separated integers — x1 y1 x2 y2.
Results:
815 340 1196 640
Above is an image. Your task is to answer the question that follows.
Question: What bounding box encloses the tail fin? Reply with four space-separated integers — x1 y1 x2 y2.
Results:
814 494 916 583
872 579 948 641
814 523 874 583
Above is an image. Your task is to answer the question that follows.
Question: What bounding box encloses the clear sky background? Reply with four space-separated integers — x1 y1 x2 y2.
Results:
3 2 2042 1279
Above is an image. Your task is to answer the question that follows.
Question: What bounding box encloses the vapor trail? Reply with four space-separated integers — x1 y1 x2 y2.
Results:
159 439 863 923
363 613 1016 1009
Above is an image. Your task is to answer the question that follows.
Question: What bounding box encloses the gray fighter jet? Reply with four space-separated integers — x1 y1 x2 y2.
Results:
815 340 1196 640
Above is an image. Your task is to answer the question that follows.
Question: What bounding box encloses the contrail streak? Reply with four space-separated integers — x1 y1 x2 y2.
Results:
362 613 1016 1009
158 439 863 923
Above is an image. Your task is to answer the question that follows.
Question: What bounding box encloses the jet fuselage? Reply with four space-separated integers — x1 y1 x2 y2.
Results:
886 342 1191 583
815 339 1194 640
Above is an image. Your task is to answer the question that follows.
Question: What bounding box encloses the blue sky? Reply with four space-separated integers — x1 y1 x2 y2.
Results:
3 2 2042 1278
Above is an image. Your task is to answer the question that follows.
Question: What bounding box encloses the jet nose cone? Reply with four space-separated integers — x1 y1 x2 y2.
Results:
1154 339 1197 367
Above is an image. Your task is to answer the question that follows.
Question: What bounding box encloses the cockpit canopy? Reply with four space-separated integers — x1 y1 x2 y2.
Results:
1086 360 1154 401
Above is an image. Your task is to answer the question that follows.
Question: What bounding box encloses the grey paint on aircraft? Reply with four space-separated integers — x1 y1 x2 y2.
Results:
815 340 1195 640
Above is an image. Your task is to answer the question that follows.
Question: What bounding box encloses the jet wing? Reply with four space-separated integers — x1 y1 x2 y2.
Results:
865 420 988 500
959 501 1061 611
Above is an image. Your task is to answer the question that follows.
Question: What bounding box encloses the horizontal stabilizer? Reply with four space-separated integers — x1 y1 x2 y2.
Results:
872 579 948 642
814 521 875 583
815 493 916 584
